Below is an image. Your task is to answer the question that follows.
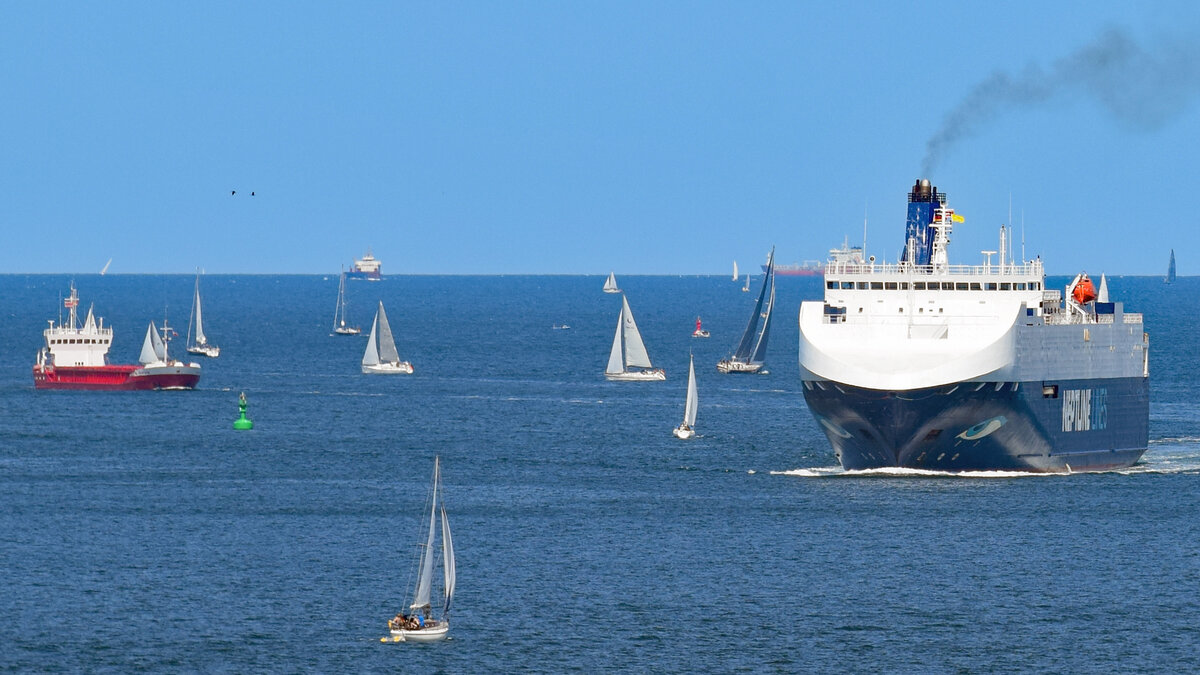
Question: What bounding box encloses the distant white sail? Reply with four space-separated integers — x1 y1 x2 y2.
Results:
100 258 112 275
193 282 206 344
606 307 626 375
441 504 455 612
603 272 620 293
412 459 440 610
139 323 165 365
376 302 401 364
1098 274 1109 304
683 354 698 427
732 261 738 281
362 314 380 367
620 296 652 369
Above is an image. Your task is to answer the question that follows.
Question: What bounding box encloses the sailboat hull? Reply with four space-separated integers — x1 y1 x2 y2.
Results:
605 369 665 381
187 345 220 358
362 361 414 374
672 425 695 439
716 359 764 374
389 622 449 642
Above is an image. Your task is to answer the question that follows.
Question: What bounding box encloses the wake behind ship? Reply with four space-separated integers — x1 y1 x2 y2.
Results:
798 179 1149 472
33 285 201 391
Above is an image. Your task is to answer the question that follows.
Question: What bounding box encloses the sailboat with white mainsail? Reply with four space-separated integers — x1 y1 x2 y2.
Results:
673 354 699 438
718 247 775 374
362 302 413 374
1167 250 1177 284
186 273 220 358
603 272 621 294
332 269 361 335
384 456 455 643
605 295 665 381
742 273 750 292
732 261 738 281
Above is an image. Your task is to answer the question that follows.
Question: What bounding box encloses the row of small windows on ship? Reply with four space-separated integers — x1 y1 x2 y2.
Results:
827 280 1042 291
49 338 108 345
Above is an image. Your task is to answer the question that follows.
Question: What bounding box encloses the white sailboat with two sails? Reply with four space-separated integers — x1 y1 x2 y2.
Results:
384 457 455 643
186 273 220 358
605 295 665 381
603 272 621 293
362 301 413 374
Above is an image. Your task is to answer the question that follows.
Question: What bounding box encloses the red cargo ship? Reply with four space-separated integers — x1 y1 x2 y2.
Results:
33 285 201 390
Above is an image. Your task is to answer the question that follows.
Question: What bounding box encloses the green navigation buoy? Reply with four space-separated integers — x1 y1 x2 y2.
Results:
234 392 254 430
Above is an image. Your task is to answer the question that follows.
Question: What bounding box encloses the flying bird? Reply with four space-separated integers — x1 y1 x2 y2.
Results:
231 190 236 195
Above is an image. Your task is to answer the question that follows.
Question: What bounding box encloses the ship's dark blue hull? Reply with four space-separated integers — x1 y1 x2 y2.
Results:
803 377 1149 472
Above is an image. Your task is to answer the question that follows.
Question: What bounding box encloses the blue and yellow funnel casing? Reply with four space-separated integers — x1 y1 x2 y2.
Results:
901 178 947 266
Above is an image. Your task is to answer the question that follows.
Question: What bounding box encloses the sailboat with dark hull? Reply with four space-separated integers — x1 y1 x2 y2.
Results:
718 248 775 374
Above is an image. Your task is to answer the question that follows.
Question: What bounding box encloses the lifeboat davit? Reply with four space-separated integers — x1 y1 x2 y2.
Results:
1072 275 1097 304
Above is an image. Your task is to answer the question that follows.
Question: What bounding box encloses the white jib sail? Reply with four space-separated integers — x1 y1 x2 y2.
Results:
139 323 162 365
193 282 206 344
683 354 698 427
412 459 440 610
620 296 652 369
441 503 455 613
376 302 401 363
362 313 380 366
606 304 625 374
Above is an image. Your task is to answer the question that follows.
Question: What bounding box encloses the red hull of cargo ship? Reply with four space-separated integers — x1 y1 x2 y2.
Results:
33 365 201 390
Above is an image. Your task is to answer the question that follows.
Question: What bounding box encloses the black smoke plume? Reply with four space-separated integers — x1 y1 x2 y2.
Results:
922 28 1200 175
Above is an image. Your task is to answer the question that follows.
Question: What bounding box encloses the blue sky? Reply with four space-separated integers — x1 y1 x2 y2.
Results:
2 1 1199 275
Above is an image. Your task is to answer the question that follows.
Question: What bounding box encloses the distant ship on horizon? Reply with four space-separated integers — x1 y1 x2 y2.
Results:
345 250 382 280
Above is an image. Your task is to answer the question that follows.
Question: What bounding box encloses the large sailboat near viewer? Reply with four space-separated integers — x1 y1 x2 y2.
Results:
186 273 220 358
384 456 455 643
605 295 665 381
362 302 413 374
718 248 775 374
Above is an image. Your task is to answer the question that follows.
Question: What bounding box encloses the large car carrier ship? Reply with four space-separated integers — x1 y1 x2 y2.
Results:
798 179 1149 472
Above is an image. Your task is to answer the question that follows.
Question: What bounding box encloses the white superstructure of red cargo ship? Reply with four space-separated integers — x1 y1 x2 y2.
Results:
33 285 201 391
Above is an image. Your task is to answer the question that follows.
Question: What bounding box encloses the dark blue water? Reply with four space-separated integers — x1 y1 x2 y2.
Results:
2 274 1198 672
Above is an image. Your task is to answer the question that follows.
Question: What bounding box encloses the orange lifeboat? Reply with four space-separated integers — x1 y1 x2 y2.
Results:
1072 275 1097 304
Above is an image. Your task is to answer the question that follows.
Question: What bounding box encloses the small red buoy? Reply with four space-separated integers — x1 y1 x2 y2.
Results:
1073 275 1097 304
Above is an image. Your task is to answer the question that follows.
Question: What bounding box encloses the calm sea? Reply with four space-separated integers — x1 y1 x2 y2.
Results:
1 274 1197 672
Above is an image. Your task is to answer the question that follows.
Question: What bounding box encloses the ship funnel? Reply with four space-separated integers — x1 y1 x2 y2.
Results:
901 178 946 266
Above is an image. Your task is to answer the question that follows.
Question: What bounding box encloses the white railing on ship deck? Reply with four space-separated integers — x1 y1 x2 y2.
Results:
825 261 1043 277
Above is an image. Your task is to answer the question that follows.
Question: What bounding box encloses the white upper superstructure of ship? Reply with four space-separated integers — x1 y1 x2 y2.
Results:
800 182 1145 392
40 285 112 368
353 250 382 274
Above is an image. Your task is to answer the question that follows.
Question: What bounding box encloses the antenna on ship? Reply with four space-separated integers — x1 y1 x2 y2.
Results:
862 202 868 263
1008 193 1013 267
1021 210 1026 264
